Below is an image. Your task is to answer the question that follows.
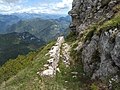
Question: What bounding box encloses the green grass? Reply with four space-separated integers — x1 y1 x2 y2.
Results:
96 11 120 34
76 11 120 43
0 51 38 83
83 24 97 42
0 37 91 90
90 83 99 90
65 31 77 44
0 41 55 90
0 40 85 90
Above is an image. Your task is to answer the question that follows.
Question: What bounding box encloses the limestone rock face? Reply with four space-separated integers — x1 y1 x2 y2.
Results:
111 32 120 68
69 0 120 80
69 0 119 34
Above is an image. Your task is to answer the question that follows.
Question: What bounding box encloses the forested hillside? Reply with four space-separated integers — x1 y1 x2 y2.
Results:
0 32 45 66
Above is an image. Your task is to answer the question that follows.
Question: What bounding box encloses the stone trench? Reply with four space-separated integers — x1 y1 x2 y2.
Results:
37 36 71 77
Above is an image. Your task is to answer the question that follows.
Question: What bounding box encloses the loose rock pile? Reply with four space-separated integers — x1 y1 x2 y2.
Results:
37 36 65 77
62 43 71 67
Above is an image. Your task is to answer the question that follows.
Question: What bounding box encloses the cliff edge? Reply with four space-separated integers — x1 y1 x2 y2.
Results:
69 0 120 85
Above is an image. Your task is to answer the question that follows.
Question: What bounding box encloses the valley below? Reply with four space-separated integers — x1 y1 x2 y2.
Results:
0 14 70 66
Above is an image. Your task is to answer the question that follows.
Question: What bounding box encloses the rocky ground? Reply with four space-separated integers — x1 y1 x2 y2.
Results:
37 36 71 77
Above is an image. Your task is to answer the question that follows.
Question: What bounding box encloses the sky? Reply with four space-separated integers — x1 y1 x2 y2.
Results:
0 0 73 15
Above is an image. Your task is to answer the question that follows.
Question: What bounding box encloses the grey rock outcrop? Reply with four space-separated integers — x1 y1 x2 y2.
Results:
69 0 120 80
69 0 120 34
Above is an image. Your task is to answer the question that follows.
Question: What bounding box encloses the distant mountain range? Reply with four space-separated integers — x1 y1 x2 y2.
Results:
0 13 70 66
7 16 70 42
12 13 66 20
0 13 70 37
0 14 20 33
0 32 45 66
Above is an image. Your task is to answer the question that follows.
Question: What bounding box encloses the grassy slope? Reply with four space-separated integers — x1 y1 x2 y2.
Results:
0 32 44 66
0 41 55 90
0 38 86 90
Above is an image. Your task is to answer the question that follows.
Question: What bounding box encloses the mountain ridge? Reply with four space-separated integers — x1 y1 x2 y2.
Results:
0 32 45 66
6 17 70 42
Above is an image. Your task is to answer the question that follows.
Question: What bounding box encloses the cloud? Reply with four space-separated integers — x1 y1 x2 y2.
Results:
56 0 72 9
0 0 73 14
0 0 22 3
37 0 73 14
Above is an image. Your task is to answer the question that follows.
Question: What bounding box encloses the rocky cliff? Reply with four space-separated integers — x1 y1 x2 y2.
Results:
69 0 120 82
